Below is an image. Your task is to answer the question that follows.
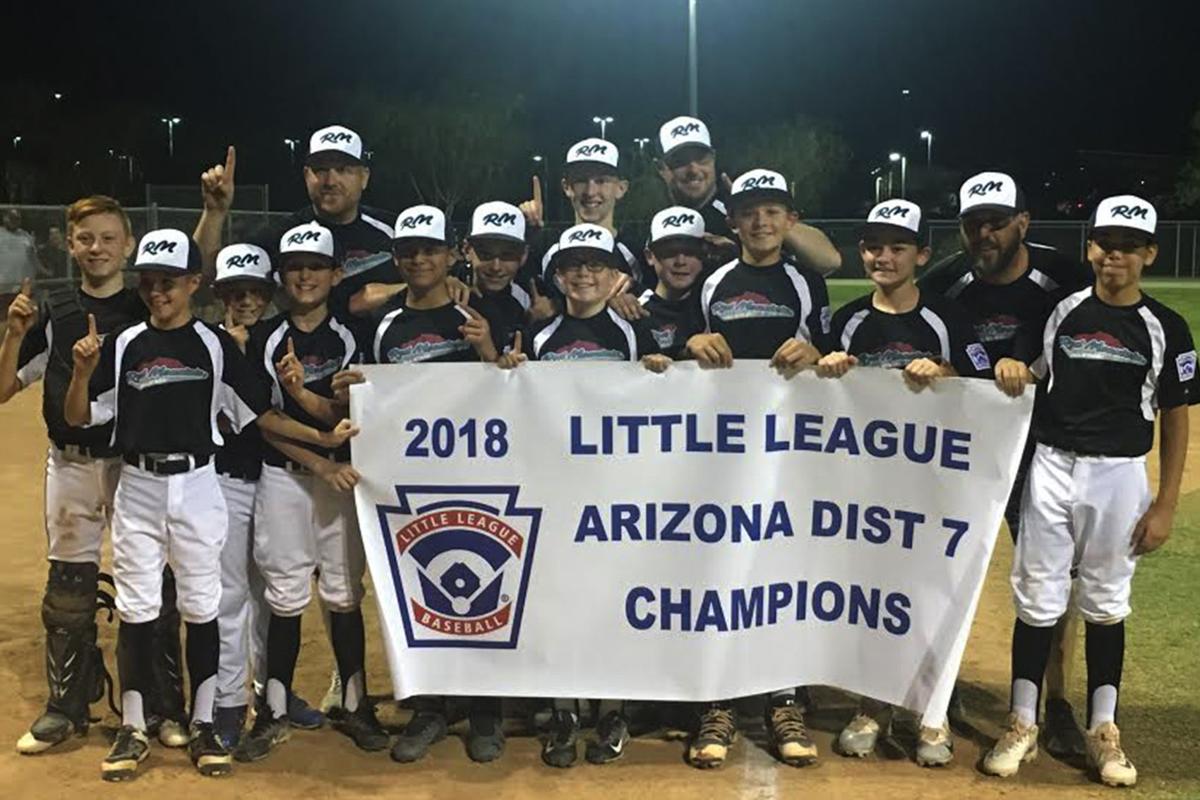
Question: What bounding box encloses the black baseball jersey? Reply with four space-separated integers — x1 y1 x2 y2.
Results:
831 292 992 378
86 319 270 457
475 283 530 353
698 194 734 242
366 291 499 364
249 312 360 464
1032 288 1197 457
638 289 698 359
214 324 263 480
254 205 396 318
18 287 147 453
530 225 648 293
525 308 660 361
918 242 1092 364
688 258 833 358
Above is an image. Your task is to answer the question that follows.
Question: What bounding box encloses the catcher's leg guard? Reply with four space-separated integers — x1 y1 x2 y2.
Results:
149 566 186 726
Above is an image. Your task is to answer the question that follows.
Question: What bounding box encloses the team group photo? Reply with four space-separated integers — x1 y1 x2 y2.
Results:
2 2 1198 798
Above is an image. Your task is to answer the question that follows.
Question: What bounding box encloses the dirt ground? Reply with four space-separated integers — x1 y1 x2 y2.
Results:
0 385 1195 800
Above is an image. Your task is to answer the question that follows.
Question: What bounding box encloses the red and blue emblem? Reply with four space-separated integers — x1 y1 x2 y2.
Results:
374 486 541 649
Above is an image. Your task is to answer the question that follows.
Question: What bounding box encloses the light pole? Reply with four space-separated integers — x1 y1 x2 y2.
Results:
160 117 181 158
871 167 883 204
592 116 614 139
687 0 698 116
920 130 933 167
889 152 907 198
634 137 650 155
284 138 299 165
11 135 21 149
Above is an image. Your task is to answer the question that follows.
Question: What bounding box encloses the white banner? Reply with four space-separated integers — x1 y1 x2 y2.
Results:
351 363 1032 725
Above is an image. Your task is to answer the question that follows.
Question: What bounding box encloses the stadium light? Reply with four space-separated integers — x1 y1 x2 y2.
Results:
284 137 299 165
920 130 933 167
592 116 614 138
889 152 907 198
160 117 182 158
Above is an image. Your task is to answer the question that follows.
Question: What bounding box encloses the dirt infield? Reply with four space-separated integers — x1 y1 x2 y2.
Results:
0 384 1195 799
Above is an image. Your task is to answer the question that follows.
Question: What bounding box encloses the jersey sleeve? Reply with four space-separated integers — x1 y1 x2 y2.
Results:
916 252 966 295
85 330 119 427
218 331 273 433
1157 312 1198 410
828 303 854 353
805 271 834 354
15 309 50 386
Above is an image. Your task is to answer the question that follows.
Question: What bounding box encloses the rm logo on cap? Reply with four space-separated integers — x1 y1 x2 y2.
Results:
968 180 1004 197
142 240 178 255
287 230 323 245
671 122 701 138
568 229 603 243
482 212 518 227
227 253 260 268
874 205 910 219
662 213 696 228
399 214 435 230
319 131 354 144
575 143 608 157
1110 205 1149 220
742 175 777 190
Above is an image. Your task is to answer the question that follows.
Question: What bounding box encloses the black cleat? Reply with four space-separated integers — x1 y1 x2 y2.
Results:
391 711 448 763
333 703 390 752
101 726 150 782
466 712 505 763
541 710 579 768
1042 698 1087 759
585 710 630 764
188 722 232 777
234 702 290 763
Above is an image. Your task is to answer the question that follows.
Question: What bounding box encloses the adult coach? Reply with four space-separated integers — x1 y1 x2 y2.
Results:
655 115 842 275
193 125 396 318
919 171 1093 755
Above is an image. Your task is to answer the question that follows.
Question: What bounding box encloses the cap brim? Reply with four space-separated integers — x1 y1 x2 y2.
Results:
649 233 705 248
861 221 922 242
305 151 364 168
563 162 620 180
959 203 1019 218
662 142 714 164
727 188 794 214
127 262 200 273
213 274 274 285
1089 224 1156 242
277 251 336 268
548 247 625 273
467 232 526 245
392 235 452 246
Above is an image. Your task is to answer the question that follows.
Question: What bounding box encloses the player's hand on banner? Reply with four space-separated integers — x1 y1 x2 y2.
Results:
527 280 556 322
641 354 672 373
459 306 497 360
200 145 236 213
223 307 248 351
5 277 37 337
816 351 857 378
72 313 102 376
519 175 545 228
331 368 365 404
322 418 361 448
993 357 1033 397
276 337 305 393
687 332 733 368
315 459 361 492
607 289 648 320
447 276 478 305
496 332 527 369
1131 502 1174 555
903 357 943 389
771 337 820 371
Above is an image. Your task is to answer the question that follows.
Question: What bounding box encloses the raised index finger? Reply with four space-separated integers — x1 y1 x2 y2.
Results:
87 313 97 338
19 277 32 297
224 145 237 181
532 174 542 207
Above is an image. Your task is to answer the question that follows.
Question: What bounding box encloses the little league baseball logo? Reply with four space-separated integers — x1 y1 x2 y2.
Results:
374 486 541 649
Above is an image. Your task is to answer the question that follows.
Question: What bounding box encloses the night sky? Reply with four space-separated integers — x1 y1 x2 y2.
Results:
9 0 1200 213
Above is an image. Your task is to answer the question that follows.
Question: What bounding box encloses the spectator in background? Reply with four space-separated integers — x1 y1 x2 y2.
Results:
38 226 68 278
0 208 40 312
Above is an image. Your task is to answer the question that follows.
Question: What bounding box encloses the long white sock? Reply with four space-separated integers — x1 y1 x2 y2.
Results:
266 678 288 718
1089 685 1118 729
191 675 216 724
122 690 146 731
1011 678 1039 727
343 670 364 714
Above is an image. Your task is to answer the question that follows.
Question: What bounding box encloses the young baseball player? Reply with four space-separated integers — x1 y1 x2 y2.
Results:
684 168 832 770
63 228 358 781
496 223 667 769
232 222 388 762
920 171 1095 753
0 196 189 756
981 196 1195 788
462 200 532 354
639 206 707 358
817 200 990 767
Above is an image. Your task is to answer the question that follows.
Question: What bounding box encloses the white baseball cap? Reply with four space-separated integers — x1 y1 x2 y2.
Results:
1090 195 1157 238
131 229 200 273
547 223 624 273
649 206 706 245
468 201 525 244
658 116 713 162
564 138 619 175
863 199 924 241
278 222 336 266
728 168 793 213
958 171 1025 217
306 124 365 166
392 205 452 245
214 243 273 284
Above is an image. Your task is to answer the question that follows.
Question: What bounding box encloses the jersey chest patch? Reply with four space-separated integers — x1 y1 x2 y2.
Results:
386 333 470 364
1057 332 1148 366
711 291 795 322
542 339 625 361
125 358 209 391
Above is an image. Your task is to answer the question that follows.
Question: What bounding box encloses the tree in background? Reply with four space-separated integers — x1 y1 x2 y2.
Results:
1175 107 1200 212
725 115 851 216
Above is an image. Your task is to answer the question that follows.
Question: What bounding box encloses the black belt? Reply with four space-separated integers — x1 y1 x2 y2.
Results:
123 453 212 476
53 441 116 460
217 467 260 481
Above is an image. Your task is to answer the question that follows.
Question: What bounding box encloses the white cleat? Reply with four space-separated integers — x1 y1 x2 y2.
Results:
916 721 954 767
981 713 1039 777
837 713 880 757
1086 722 1137 788
158 719 189 748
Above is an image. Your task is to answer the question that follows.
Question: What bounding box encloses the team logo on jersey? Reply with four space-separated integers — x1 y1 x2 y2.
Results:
710 291 794 322
374 486 541 648
650 324 678 350
1176 350 1196 381
858 342 936 369
125 357 209 391
386 333 470 364
1057 332 1148 366
966 342 991 372
300 354 341 383
343 250 392 277
974 314 1020 343
820 304 832 334
542 339 625 361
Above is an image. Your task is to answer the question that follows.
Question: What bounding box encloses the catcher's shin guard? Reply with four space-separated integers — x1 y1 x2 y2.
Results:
40 561 102 730
150 566 186 724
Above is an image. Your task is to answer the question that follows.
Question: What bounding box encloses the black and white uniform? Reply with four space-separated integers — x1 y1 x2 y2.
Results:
525 308 659 361
831 293 993 377
86 319 270 625
254 206 395 318
17 287 145 564
476 284 530 354
638 289 697 360
248 313 363 617
1015 289 1197 626
690 258 833 357
531 226 647 295
367 290 501 364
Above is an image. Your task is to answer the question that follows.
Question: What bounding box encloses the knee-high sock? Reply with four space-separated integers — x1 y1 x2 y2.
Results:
266 613 302 718
1011 618 1056 726
329 609 366 713
185 619 219 724
1085 621 1124 729
117 620 156 730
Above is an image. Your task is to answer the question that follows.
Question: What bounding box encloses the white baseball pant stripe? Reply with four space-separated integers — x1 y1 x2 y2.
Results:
112 462 228 625
44 446 121 564
1012 443 1147 627
253 464 365 617
216 474 269 707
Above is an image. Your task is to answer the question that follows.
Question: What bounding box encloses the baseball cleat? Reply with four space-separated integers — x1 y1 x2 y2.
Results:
688 706 737 769
390 711 447 763
17 710 81 754
1042 697 1087 758
333 703 390 752
585 710 630 764
982 713 1039 777
916 721 954 767
214 705 247 751
767 697 818 766
234 702 290 763
101 725 150 782
319 669 343 718
541 710 579 768
287 691 324 730
188 721 232 777
837 712 881 758
1086 722 1137 787
466 712 505 763
157 717 189 748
